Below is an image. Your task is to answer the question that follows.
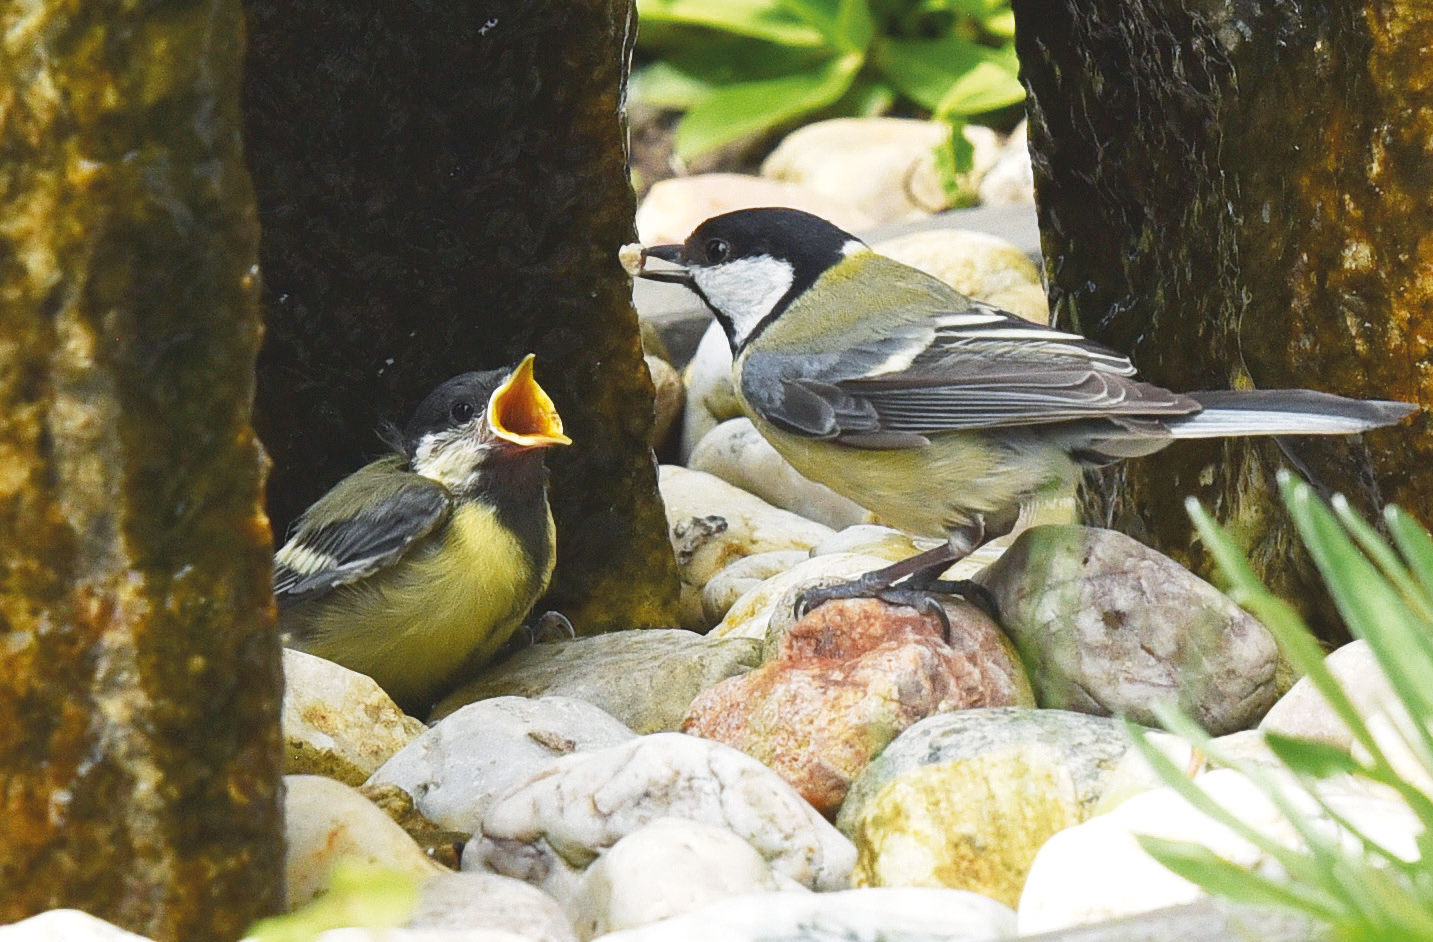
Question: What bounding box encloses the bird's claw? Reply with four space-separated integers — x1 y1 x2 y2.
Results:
530 610 575 643
914 577 1001 623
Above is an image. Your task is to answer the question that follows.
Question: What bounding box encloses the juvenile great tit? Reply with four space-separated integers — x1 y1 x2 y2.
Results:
275 355 571 714
640 207 1416 610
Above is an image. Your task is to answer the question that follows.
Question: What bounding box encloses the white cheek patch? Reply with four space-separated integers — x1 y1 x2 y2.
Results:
412 428 490 492
691 255 794 349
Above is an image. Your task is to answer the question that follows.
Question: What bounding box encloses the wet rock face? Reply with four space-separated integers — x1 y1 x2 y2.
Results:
0 0 282 936
245 0 679 633
1012 0 1432 632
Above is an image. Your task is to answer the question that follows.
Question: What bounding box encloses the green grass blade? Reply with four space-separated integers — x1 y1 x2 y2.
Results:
1329 495 1433 626
1263 732 1362 778
1136 835 1344 918
1387 505 1433 604
1189 495 1433 817
1125 718 1334 889
1280 478 1433 766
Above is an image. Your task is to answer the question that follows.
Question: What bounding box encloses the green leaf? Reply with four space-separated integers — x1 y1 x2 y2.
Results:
838 77 896 116
935 47 1024 116
1126 719 1300 871
779 0 873 52
937 0 1011 16
630 61 717 109
837 0 876 53
630 37 832 108
672 53 862 157
1172 485 1433 936
876 36 1023 113
1263 732 1363 779
934 120 977 204
982 9 1017 38
637 0 826 46
776 0 841 46
247 862 419 942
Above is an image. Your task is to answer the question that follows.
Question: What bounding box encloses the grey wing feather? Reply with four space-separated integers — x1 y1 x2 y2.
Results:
273 459 452 609
741 301 1199 447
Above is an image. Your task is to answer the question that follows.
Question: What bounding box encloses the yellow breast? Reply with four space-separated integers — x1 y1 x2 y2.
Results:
285 500 554 713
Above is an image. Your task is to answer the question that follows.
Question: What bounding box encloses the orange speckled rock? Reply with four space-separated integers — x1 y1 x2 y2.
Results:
682 598 1034 815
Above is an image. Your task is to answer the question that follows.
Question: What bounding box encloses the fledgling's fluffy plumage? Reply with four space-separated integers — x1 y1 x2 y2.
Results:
275 356 569 714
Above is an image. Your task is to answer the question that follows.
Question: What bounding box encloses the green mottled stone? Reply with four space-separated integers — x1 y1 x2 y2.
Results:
431 629 762 732
0 0 282 938
244 0 680 638
838 708 1130 907
1012 1 1432 637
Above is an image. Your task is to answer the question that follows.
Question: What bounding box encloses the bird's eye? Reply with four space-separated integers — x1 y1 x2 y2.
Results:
704 238 730 263
450 401 475 423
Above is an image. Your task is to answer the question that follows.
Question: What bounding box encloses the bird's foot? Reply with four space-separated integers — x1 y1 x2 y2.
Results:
509 610 575 651
529 610 576 644
794 561 1000 638
794 576 953 636
906 576 1001 624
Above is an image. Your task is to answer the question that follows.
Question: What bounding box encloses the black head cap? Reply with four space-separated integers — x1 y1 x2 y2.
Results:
682 207 859 278
401 369 506 456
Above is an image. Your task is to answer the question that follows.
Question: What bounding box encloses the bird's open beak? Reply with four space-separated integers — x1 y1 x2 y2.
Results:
637 245 694 285
489 354 572 448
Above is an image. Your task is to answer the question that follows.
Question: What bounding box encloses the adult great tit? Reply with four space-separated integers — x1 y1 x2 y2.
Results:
640 208 1416 608
275 355 571 714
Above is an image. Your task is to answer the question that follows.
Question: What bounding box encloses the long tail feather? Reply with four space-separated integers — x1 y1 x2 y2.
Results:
1168 390 1417 438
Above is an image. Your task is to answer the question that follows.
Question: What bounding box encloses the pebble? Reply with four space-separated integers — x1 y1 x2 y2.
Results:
977 119 1035 206
1259 639 1431 793
658 465 835 592
283 648 427 785
760 117 952 223
838 708 1130 906
700 550 809 627
645 354 684 451
284 775 447 910
977 525 1280 734
315 929 534 941
677 321 739 463
465 733 856 902
808 524 939 564
589 887 1015 942
685 598 1031 814
569 819 801 938
0 911 156 942
872 228 1048 324
688 419 873 532
408 872 577 941
431 632 760 733
635 174 874 246
708 551 894 642
367 696 637 834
